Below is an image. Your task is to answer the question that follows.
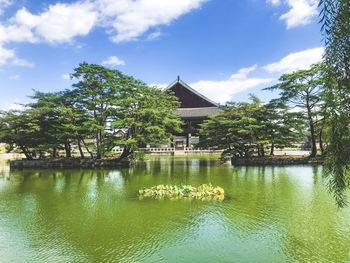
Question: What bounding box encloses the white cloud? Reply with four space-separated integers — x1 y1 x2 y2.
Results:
230 64 257 79
190 65 275 104
8 99 25 111
0 45 14 64
101 56 126 66
267 0 281 5
150 83 168 89
8 0 208 44
146 31 161 41
9 74 19 80
97 0 208 43
13 3 98 43
12 57 34 67
0 0 11 15
62 73 70 80
268 0 318 28
263 47 324 74
0 0 208 66
152 47 323 104
281 0 318 28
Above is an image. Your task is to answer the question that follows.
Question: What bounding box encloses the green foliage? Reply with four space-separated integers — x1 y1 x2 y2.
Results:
319 0 350 207
197 98 301 161
112 83 183 159
264 63 325 157
71 63 125 159
0 110 40 159
139 184 225 200
0 63 182 161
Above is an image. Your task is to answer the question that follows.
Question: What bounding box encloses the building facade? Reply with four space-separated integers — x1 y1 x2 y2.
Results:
166 77 220 149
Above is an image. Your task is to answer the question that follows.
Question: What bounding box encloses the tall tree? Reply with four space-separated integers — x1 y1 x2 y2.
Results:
319 0 350 206
71 63 123 159
264 64 325 157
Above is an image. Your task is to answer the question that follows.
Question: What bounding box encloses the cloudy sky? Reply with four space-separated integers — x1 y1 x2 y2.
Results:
0 0 323 109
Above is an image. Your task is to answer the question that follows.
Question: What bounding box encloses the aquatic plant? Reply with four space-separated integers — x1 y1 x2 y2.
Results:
138 184 224 200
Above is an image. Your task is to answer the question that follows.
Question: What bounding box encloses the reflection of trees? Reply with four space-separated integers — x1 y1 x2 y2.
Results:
3 166 214 262
220 165 350 262
1 160 349 262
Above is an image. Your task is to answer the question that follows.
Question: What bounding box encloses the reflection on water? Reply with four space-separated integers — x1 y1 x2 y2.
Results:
0 155 349 262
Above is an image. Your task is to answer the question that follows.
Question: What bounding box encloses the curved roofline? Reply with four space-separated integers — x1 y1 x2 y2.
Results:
165 78 220 107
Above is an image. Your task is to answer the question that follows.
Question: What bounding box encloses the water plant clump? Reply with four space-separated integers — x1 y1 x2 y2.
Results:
138 184 225 200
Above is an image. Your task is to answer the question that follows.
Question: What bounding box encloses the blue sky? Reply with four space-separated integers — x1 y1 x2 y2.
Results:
0 0 323 109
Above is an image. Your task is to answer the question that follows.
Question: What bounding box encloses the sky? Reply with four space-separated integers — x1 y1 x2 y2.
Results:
0 0 324 110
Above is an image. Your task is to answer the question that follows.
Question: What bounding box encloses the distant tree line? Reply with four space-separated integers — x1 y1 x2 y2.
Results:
0 62 333 163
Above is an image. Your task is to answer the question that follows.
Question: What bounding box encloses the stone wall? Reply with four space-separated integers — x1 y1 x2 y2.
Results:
10 158 131 169
231 156 323 166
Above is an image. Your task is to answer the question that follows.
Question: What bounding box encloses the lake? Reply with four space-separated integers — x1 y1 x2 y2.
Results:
0 155 349 262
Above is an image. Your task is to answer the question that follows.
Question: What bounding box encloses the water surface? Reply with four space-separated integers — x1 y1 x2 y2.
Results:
0 155 349 262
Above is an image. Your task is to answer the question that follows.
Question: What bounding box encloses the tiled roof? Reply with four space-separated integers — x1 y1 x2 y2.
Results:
174 107 220 118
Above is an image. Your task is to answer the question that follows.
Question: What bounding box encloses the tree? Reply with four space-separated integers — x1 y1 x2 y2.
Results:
71 63 124 159
0 110 39 160
319 0 350 206
27 90 92 159
0 63 183 161
29 91 67 158
112 80 183 160
264 100 304 156
198 96 302 161
264 64 325 157
198 102 259 160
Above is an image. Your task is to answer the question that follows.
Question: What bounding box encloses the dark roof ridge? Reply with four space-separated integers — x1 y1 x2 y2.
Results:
165 78 220 107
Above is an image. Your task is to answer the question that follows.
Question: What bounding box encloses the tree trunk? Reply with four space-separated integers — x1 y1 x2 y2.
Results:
319 128 325 155
119 146 133 160
82 139 94 158
260 145 265 157
307 105 317 157
64 141 71 158
52 148 57 158
257 145 265 157
20 146 33 160
77 138 85 159
270 143 275 156
96 131 102 159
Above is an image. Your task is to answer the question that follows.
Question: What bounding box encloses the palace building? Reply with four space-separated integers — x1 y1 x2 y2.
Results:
166 77 221 149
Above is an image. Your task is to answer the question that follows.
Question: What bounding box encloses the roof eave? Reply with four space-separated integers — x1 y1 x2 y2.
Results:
165 78 220 108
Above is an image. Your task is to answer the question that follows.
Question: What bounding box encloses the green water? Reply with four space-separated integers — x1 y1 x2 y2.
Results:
0 156 349 263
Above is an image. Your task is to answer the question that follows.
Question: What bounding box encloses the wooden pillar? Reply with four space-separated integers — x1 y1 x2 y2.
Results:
186 133 191 148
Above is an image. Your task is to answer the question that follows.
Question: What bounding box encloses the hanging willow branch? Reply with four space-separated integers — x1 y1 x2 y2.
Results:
319 0 350 207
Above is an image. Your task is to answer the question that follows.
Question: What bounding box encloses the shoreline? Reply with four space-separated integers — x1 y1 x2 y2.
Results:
231 155 323 166
7 154 324 170
10 157 131 169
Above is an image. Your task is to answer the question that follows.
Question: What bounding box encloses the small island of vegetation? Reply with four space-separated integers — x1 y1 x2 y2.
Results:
138 184 225 200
